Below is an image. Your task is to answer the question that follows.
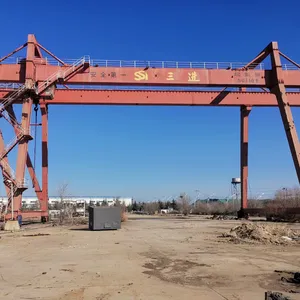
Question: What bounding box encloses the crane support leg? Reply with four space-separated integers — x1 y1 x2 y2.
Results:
14 98 33 213
13 34 36 215
270 42 300 183
41 103 48 215
238 105 251 218
6 105 43 205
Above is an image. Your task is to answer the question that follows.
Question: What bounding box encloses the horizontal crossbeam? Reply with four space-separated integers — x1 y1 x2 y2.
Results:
1 90 300 106
34 90 300 106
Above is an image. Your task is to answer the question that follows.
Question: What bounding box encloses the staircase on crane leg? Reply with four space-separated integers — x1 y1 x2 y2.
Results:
0 56 89 213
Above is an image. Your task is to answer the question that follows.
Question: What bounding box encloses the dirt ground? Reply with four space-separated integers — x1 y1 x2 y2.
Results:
0 215 299 300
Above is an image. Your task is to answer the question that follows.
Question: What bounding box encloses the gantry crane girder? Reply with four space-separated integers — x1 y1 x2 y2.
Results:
2 60 300 87
0 34 300 221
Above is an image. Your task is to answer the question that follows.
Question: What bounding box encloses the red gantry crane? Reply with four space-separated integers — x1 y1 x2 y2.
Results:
0 34 300 221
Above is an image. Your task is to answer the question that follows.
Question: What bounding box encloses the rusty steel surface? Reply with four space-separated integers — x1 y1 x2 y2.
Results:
1 34 300 221
269 42 300 183
240 106 251 210
3 210 48 221
41 103 48 212
45 90 300 106
1 90 300 106
1 63 300 87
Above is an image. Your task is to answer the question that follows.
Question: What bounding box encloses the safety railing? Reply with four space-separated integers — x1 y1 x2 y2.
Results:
5 179 28 209
93 60 266 69
16 179 28 188
0 131 25 160
61 56 89 78
0 84 27 110
0 160 16 178
44 58 266 70
2 56 300 71
281 64 300 70
36 56 89 94
0 83 23 90
0 109 25 133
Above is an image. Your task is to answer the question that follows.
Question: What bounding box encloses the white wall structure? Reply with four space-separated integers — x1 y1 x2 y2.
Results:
0 196 133 207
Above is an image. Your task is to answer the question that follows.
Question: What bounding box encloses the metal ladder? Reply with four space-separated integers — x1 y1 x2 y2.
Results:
37 56 89 95
0 89 31 210
0 160 27 211
0 84 28 113
3 179 27 214
0 131 26 161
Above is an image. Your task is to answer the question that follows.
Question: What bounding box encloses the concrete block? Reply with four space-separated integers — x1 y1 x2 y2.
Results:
4 220 20 231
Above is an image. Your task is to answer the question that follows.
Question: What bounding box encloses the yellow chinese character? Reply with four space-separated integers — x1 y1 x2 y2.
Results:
188 71 200 82
134 70 148 81
167 72 174 81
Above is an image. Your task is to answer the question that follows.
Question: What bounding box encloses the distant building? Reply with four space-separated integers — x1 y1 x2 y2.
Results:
0 196 133 208
160 208 174 214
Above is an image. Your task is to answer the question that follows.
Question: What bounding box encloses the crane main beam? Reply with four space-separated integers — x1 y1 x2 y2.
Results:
1 63 300 87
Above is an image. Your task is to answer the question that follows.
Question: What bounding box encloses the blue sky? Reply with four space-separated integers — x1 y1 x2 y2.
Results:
1 0 300 201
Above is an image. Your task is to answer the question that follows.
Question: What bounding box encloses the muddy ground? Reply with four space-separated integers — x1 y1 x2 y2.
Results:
0 215 299 300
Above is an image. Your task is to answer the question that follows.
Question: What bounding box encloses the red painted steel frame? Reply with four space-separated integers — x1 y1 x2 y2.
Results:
1 34 300 220
40 90 300 106
2 63 300 88
41 103 48 212
240 106 251 211
1 90 300 106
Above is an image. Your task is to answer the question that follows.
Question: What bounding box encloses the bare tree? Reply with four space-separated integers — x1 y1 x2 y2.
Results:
101 200 108 207
265 186 300 216
144 202 159 215
248 199 264 209
58 182 68 203
114 199 128 222
177 193 191 216
57 182 74 224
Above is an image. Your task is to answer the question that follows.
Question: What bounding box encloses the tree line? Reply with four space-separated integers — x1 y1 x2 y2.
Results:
130 199 178 212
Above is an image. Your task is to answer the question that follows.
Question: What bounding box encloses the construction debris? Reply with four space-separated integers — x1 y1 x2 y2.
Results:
22 233 50 237
221 223 299 245
211 215 237 220
281 271 300 284
60 269 73 272
265 291 291 300
273 270 300 294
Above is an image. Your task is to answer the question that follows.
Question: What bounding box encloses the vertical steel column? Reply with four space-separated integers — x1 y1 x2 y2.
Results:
14 99 33 213
6 105 43 204
240 106 251 212
270 42 300 182
14 34 36 214
41 103 48 212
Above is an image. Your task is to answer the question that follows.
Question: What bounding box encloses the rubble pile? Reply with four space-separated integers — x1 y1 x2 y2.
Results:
222 223 299 245
212 215 237 220
265 291 291 300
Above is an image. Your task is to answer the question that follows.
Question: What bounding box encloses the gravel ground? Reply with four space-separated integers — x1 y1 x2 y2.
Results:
0 215 299 300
